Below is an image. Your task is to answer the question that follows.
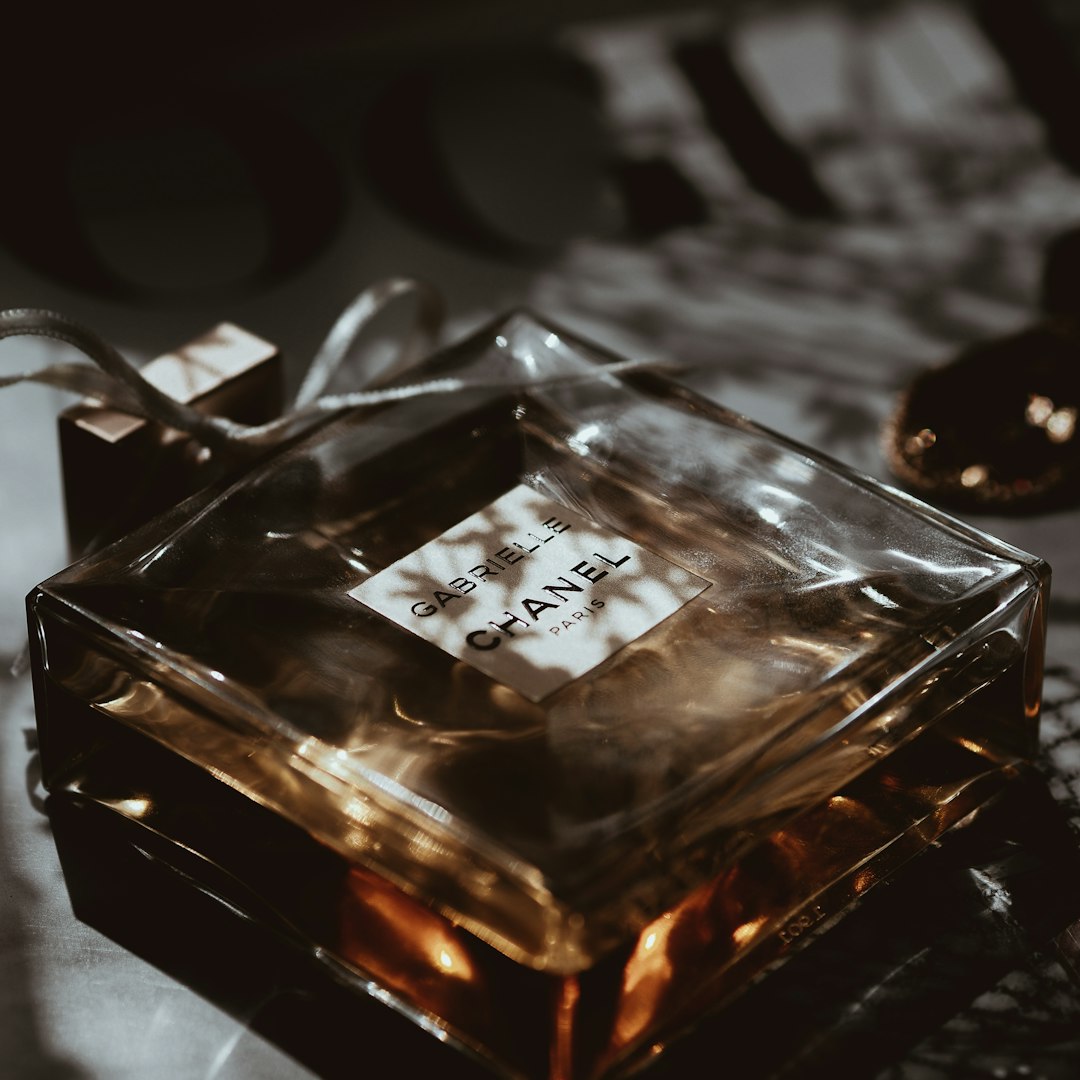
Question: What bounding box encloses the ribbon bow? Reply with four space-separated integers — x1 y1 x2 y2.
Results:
0 278 450 463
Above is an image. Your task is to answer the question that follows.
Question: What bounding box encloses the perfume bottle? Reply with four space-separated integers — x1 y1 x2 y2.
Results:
27 312 1048 1079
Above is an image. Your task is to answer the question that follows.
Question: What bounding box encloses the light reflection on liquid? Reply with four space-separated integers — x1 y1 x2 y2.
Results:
338 865 489 1038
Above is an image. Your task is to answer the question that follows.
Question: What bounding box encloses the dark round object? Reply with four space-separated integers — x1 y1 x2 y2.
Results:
2 85 344 304
885 319 1080 513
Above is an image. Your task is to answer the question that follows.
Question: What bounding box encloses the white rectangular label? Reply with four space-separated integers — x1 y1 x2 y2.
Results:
349 485 710 701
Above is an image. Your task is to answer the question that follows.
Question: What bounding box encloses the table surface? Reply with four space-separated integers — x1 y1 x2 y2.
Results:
3 3 1080 1077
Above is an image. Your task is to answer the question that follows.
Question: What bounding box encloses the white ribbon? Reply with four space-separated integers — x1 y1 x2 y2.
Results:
0 277 665 463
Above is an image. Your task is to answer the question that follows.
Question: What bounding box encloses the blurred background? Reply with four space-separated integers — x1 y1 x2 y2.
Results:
3 1 1080 1076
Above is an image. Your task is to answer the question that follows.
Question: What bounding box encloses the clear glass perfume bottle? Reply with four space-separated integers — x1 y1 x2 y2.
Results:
27 312 1048 1079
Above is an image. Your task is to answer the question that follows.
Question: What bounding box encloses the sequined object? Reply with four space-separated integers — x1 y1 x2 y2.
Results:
28 313 1048 1078
885 318 1080 513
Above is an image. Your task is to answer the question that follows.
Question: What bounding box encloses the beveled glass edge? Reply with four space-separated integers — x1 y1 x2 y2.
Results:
33 307 1050 592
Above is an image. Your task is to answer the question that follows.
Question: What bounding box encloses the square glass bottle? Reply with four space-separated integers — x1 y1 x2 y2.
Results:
27 312 1048 1079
